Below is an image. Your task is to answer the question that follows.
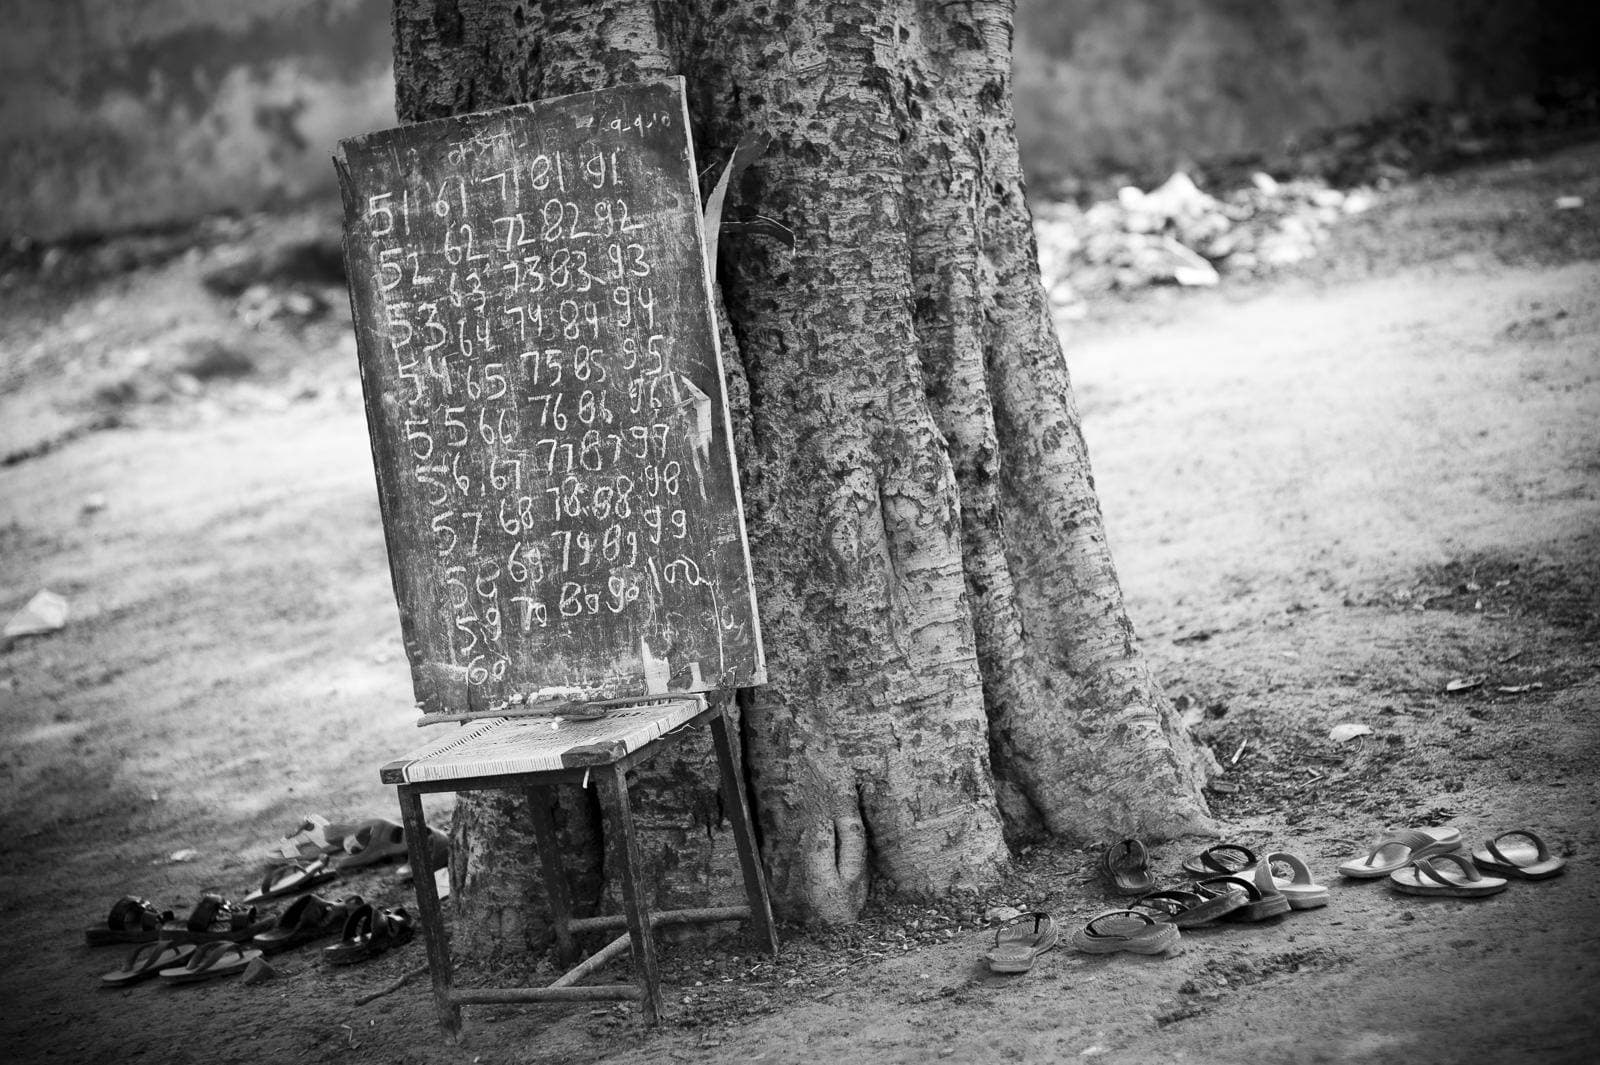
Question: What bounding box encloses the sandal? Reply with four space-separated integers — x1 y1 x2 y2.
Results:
162 894 272 943
244 855 339 904
85 896 174 946
1389 852 1508 898
1133 884 1247 927
333 819 412 870
158 940 262 984
984 910 1057 973
322 903 415 964
1337 827 1463 879
1194 874 1290 921
1180 843 1258 878
1471 830 1566 880
1069 910 1181 955
1256 851 1330 909
1102 839 1158 895
252 893 364 954
100 941 197 986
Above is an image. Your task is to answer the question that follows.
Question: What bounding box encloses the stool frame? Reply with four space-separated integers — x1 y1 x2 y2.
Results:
389 695 777 1042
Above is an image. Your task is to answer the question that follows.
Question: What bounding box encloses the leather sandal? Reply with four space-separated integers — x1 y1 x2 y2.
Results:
85 896 174 946
322 903 415 964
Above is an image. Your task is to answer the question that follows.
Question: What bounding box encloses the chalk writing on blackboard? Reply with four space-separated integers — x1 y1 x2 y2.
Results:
335 78 763 715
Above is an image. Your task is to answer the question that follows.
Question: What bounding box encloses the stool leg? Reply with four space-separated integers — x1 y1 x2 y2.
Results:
709 703 779 955
525 786 577 966
596 764 662 1023
397 787 461 1042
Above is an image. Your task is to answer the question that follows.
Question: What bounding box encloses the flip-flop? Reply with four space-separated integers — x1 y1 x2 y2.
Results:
1133 884 1247 928
1194 874 1290 921
161 894 273 944
334 819 412 870
1390 852 1508 898
85 896 174 946
1257 851 1330 909
1102 839 1158 895
984 910 1058 973
100 941 197 986
244 856 339 904
1180 843 1258 878
158 940 262 983
1337 827 1463 879
1069 910 1181 955
1471 830 1566 880
322 904 415 964
252 893 365 954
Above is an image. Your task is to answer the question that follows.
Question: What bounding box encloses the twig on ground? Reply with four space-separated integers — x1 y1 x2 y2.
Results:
355 964 428 1006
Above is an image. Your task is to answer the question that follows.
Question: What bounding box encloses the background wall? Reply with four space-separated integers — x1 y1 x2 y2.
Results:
2 0 1595 240
0 0 394 241
1014 0 1600 187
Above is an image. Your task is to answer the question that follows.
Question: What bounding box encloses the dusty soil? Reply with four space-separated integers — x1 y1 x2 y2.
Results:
2 138 1598 1065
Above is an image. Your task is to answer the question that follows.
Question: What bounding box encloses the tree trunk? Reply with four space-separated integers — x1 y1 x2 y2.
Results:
389 0 1214 946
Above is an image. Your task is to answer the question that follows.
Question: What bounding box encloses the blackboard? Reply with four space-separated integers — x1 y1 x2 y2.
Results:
335 78 764 715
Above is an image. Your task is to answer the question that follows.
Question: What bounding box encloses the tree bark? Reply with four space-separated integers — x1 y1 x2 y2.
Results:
390 0 1213 946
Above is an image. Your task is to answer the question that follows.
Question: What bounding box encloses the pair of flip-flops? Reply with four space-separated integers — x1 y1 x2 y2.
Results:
99 941 262 986
1339 826 1566 897
322 903 415 964
1141 845 1327 925
1387 829 1565 898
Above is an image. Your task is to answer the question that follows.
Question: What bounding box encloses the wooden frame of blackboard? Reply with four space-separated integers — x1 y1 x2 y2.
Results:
335 78 764 717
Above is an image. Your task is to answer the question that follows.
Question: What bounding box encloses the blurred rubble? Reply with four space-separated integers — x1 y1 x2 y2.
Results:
1034 86 1600 317
1035 168 1373 317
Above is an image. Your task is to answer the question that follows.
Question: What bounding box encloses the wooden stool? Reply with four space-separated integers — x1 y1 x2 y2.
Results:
380 693 778 1041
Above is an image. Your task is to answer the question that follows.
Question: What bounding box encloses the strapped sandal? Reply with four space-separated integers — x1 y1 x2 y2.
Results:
322 903 415 965
85 896 174 946
158 940 262 984
333 819 411 870
1257 851 1330 909
100 941 197 986
1471 830 1566 880
1337 827 1463 879
1180 843 1258 878
984 910 1058 973
163 894 272 943
1389 852 1508 898
252 893 365 954
1069 910 1181 955
1102 839 1158 896
1134 884 1247 927
244 855 339 905
1194 874 1289 921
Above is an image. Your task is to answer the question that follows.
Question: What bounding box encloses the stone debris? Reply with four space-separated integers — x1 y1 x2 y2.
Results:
1035 168 1371 317
4 589 69 638
241 957 280 985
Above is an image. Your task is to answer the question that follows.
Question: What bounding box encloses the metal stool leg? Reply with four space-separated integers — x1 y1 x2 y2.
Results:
397 786 461 1042
595 763 663 1023
526 786 577 966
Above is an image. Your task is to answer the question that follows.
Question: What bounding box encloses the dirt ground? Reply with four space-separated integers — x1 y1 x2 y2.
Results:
2 137 1598 1065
